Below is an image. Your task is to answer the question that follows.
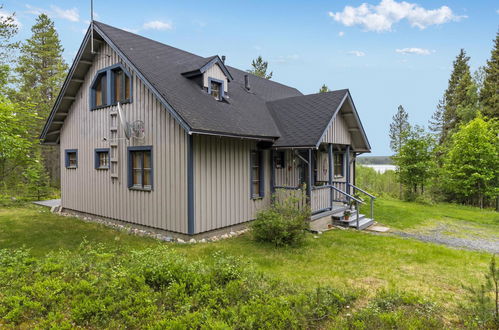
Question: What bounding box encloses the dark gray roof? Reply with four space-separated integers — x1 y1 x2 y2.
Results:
268 90 349 147
94 21 301 139
41 22 370 151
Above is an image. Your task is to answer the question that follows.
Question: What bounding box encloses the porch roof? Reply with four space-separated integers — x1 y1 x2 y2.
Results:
267 89 371 152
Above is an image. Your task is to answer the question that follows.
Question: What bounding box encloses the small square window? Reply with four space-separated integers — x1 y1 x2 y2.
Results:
95 149 110 170
65 149 78 169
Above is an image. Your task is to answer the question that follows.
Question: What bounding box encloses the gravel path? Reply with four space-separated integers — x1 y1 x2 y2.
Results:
389 221 499 254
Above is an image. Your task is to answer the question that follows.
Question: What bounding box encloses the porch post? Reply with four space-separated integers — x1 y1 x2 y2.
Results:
328 144 333 210
270 149 275 196
307 149 312 198
345 145 350 196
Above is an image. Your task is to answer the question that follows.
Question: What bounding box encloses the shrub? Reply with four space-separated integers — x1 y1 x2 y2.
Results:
251 194 310 247
460 255 499 328
338 289 444 329
0 243 354 328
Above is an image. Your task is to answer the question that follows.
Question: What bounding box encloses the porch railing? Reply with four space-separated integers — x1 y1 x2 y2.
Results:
274 183 374 230
348 183 376 221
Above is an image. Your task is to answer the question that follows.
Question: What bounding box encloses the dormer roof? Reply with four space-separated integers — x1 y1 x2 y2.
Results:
181 55 233 81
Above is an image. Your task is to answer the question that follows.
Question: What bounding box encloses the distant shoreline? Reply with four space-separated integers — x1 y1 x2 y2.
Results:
360 164 397 174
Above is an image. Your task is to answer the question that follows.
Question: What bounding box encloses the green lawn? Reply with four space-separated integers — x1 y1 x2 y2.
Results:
0 200 496 322
370 198 499 229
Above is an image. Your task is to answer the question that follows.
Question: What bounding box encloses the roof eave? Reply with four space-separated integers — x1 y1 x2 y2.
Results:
40 27 92 143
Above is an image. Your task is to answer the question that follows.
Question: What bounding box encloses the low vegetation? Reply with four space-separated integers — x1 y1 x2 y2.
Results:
251 195 310 247
1 200 497 327
0 243 353 328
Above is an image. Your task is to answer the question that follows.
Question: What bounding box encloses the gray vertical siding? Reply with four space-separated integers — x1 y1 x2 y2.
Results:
321 114 351 145
60 43 189 233
274 150 301 187
193 135 272 233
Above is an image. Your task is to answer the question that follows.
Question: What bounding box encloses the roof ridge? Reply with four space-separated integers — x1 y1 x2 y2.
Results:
93 21 205 60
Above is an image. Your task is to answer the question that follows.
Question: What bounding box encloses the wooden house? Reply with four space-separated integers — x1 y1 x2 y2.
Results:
41 22 374 237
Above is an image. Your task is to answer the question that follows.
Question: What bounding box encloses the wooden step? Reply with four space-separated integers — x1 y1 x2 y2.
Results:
348 217 374 230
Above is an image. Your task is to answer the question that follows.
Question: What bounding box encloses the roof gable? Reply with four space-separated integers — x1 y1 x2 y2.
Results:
268 90 370 151
181 55 233 81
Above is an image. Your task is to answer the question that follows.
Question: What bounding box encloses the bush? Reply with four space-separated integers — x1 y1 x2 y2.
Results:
338 289 444 329
0 243 354 328
251 195 310 247
460 255 499 328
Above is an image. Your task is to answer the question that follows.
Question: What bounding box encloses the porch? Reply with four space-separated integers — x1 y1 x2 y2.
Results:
271 144 376 230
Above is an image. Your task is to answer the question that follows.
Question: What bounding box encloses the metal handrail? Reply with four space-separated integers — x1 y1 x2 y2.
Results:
348 183 376 222
348 183 376 199
330 185 364 204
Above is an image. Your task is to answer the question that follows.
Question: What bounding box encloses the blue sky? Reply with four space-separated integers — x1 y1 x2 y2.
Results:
2 0 498 155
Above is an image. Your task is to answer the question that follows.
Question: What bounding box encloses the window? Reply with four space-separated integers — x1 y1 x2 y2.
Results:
274 151 285 169
95 148 110 170
334 153 344 177
65 149 78 169
94 73 107 107
208 77 224 101
90 64 132 110
112 68 131 104
128 146 153 190
251 150 264 198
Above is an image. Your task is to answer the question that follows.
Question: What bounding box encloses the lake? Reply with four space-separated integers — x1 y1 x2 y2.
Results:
360 164 397 174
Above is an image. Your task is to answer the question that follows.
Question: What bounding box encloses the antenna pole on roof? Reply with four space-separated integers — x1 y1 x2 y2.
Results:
90 0 95 54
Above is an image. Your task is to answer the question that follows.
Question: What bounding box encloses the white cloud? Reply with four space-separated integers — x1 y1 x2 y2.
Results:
328 0 465 32
143 20 173 30
50 5 79 22
347 50 366 56
338 31 345 37
395 47 432 55
25 4 80 22
0 9 21 27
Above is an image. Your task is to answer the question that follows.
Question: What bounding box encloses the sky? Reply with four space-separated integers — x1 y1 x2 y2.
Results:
1 0 498 155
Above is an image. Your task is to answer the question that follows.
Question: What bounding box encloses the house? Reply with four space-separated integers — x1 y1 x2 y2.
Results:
40 21 374 238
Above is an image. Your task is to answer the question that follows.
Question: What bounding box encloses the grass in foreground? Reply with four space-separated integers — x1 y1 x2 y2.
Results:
0 200 496 326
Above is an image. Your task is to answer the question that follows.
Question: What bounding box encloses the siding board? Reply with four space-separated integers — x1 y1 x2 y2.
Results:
193 135 272 233
60 43 189 233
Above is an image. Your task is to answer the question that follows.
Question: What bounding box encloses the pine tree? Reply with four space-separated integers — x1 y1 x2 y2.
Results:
432 49 472 144
0 5 19 65
247 56 273 79
13 14 68 185
14 14 68 123
319 84 329 93
389 105 410 198
480 31 499 119
389 105 410 153
455 70 479 124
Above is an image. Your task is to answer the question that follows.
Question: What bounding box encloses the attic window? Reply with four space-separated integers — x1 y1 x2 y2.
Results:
90 64 132 110
112 68 131 104
208 77 224 101
93 72 107 108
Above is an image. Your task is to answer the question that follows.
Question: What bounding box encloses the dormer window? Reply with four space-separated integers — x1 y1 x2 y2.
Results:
90 64 132 110
208 77 224 101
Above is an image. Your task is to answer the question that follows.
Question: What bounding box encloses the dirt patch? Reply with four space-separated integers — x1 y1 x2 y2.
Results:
391 220 499 254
